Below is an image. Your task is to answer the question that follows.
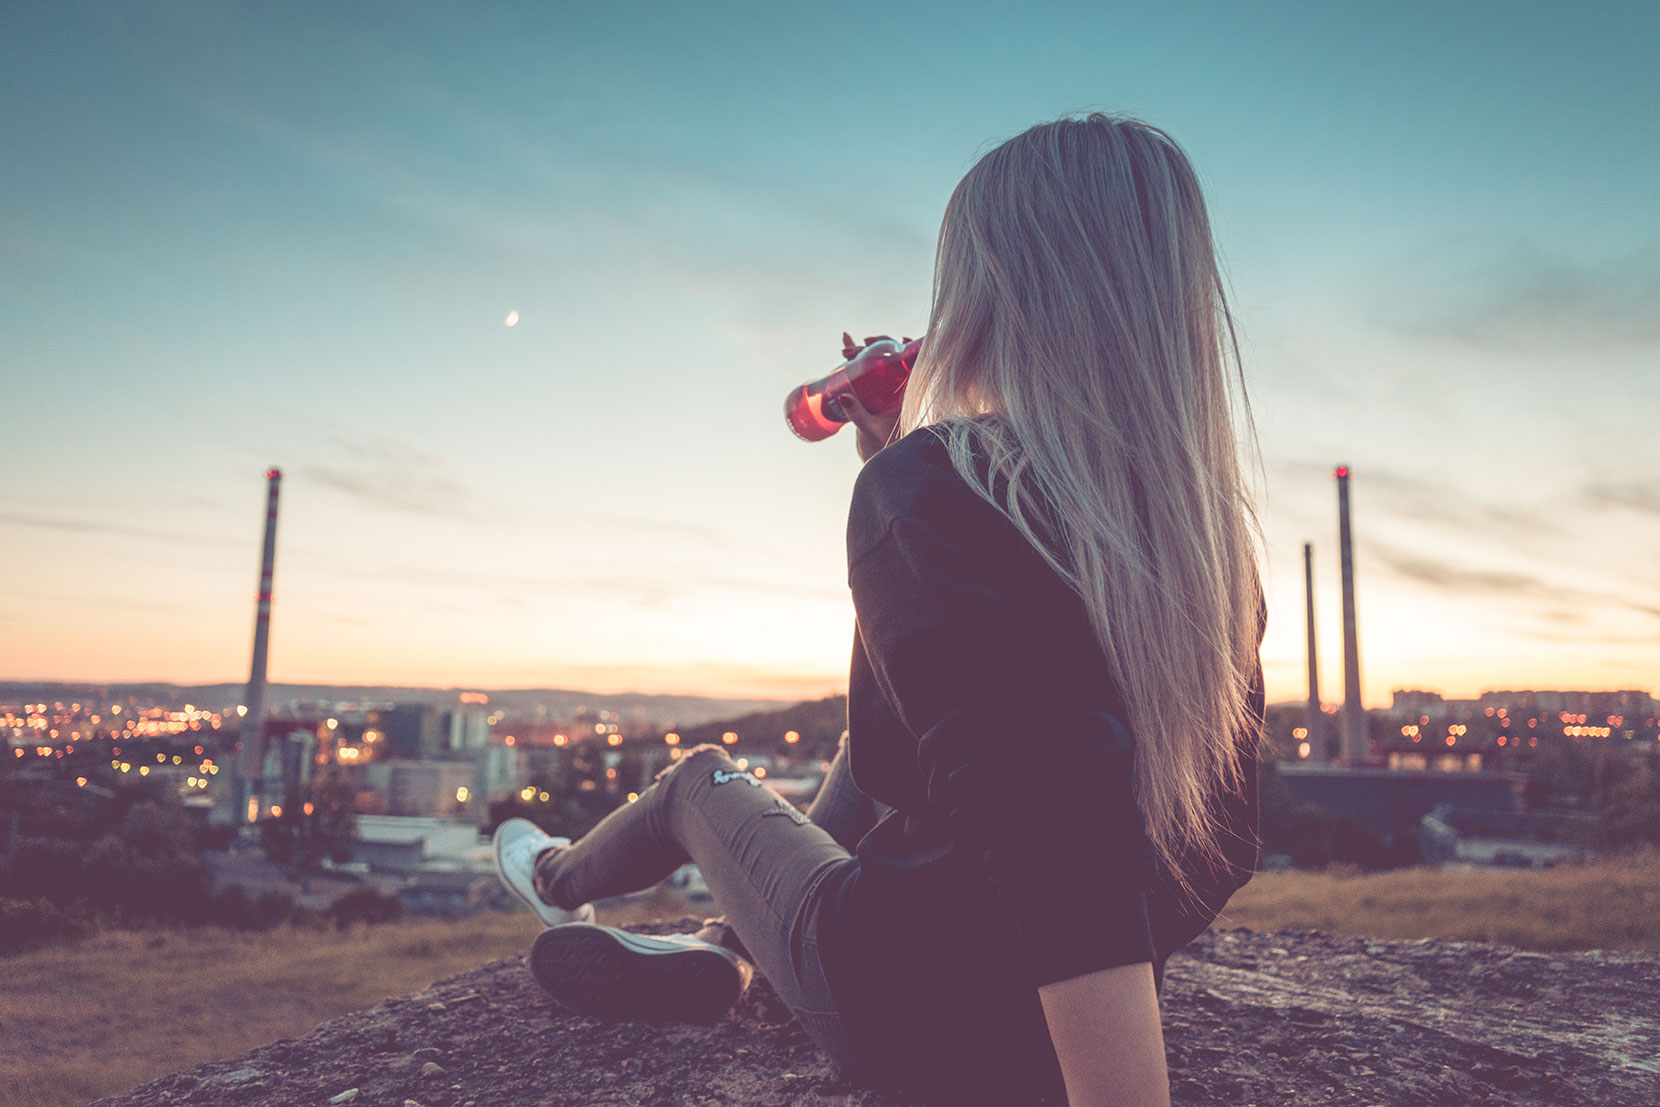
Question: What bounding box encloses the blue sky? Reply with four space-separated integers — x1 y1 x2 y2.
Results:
2 1 1656 703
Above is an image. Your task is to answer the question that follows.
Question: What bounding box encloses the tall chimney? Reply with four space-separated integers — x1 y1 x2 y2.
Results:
1303 542 1326 760
1335 465 1367 763
238 467 282 821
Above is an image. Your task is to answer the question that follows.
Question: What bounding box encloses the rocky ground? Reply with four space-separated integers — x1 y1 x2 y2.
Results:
92 923 1660 1107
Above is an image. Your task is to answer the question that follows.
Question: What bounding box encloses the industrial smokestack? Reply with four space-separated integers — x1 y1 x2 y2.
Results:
1303 542 1327 761
1335 465 1367 763
237 467 282 821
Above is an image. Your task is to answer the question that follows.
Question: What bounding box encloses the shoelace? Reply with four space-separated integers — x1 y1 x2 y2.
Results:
508 832 552 873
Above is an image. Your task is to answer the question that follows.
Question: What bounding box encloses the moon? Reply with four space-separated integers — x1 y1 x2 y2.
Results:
504 310 520 327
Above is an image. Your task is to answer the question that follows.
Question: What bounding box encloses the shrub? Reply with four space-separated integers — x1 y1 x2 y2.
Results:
254 890 297 927
327 888 403 929
0 896 96 955
1276 803 1403 871
211 885 298 931
211 886 258 930
82 810 214 925
1 835 89 903
1600 772 1660 849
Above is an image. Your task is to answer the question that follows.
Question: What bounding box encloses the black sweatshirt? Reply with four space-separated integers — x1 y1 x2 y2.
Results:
816 427 1262 1103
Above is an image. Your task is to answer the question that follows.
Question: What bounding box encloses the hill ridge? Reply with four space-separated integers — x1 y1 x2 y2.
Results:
88 923 1660 1106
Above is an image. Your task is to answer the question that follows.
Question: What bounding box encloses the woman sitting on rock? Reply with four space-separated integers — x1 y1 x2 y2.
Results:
494 111 1265 1107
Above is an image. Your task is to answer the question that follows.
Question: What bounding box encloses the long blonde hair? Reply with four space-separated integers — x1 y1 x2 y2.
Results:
900 113 1263 888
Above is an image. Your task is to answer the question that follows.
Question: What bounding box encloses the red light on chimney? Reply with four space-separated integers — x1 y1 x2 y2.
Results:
1334 465 1351 479
265 467 282 480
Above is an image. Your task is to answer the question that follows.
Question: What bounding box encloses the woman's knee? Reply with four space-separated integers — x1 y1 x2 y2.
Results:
646 745 739 808
652 743 734 785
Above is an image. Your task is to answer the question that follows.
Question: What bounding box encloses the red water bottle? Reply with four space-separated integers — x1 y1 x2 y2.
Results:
784 333 924 442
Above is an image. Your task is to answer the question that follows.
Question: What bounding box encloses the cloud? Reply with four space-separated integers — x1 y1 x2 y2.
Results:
1270 459 1548 540
1517 628 1660 646
509 658 845 701
1368 539 1660 624
1585 480 1660 519
301 436 477 518
1379 238 1660 352
316 561 844 611
571 570 845 607
1367 544 1558 598
182 48 929 347
0 512 232 547
0 586 178 614
575 512 740 550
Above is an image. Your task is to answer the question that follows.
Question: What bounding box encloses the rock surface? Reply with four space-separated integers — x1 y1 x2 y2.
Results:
90 922 1660 1106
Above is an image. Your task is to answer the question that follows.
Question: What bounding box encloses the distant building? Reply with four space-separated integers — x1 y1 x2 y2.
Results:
378 705 443 761
259 727 317 797
351 815 484 872
1392 690 1445 714
349 814 507 916
398 869 509 917
1419 805 1598 869
1279 763 1527 841
447 705 492 753
473 743 521 806
1477 690 1655 717
364 759 476 817
665 863 713 903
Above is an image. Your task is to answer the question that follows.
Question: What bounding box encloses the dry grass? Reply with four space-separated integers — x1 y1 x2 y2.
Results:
1218 851 1660 953
0 890 695 1107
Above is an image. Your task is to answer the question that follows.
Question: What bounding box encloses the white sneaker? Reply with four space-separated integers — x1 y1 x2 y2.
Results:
492 818 595 927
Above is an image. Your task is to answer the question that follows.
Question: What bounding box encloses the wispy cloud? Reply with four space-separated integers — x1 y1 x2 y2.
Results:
1378 238 1660 351
314 561 844 610
301 436 477 518
0 586 179 613
1585 480 1660 519
575 512 741 550
0 512 232 547
1516 627 1660 646
1368 543 1560 598
174 37 926 336
1369 538 1660 624
1271 459 1548 540
507 658 844 701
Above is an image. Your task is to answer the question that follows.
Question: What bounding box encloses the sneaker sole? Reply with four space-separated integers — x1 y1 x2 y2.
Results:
530 925 744 1022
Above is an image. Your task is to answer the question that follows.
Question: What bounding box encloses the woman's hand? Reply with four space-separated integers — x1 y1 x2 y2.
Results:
838 391 902 463
1038 962 1170 1107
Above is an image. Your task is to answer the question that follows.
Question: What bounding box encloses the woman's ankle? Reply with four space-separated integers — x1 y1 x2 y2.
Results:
532 843 569 905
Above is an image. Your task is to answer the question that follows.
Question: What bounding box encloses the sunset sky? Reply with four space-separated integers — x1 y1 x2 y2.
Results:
3 2 1656 705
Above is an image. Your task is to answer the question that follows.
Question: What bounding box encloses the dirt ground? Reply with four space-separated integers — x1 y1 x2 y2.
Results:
91 922 1660 1106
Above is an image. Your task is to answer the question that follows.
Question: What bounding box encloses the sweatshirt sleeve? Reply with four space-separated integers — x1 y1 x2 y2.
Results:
849 459 1159 987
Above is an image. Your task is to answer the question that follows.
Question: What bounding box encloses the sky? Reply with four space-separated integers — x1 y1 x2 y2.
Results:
2 1 1656 705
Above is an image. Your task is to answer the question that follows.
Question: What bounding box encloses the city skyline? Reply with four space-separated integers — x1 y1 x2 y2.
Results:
3 3 1657 704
